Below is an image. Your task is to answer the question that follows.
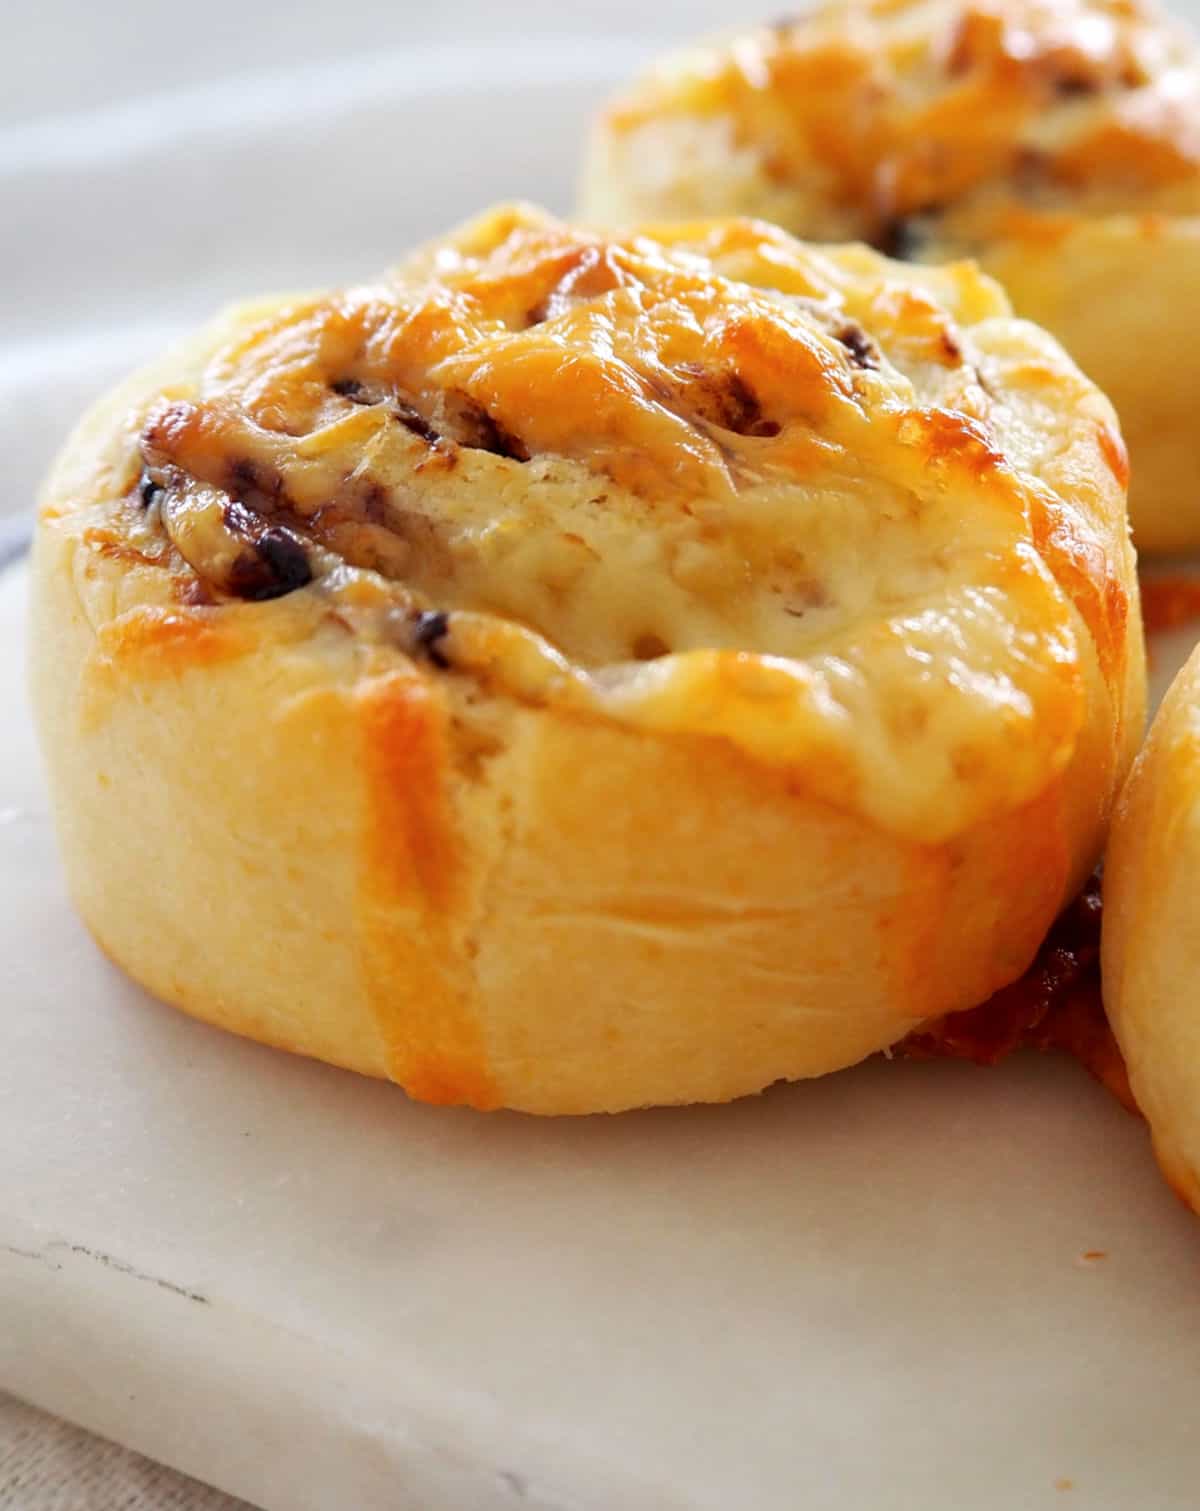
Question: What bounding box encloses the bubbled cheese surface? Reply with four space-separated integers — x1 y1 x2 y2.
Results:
98 206 1132 845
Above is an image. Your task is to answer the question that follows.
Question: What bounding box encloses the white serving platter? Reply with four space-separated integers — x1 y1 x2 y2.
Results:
4 552 1200 1511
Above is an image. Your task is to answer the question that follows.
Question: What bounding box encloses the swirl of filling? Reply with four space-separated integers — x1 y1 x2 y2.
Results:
103 205 1132 846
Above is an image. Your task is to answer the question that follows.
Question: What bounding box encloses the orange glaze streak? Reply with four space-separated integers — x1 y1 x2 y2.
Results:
93 606 247 677
1097 421 1130 489
1139 573 1200 635
358 673 498 1110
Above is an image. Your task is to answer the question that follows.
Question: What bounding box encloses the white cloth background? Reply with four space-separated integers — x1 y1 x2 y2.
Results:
1 0 732 536
1 4 729 1506
0 1393 255 1511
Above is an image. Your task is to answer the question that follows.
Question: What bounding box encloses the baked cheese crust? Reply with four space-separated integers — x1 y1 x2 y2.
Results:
30 206 1144 1112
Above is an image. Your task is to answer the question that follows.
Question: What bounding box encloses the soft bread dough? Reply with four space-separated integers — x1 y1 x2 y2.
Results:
582 0 1200 553
30 205 1144 1114
1104 645 1200 1211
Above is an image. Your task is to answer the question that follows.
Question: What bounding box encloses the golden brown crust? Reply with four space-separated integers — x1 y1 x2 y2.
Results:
29 206 1144 1113
582 0 1200 551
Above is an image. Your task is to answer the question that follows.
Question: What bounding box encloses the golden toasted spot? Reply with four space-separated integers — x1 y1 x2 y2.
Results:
79 607 250 731
80 524 172 570
894 405 1007 478
94 606 246 676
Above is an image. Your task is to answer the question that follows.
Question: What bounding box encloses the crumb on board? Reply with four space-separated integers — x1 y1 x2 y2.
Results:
1055 1478 1075 1492
1075 1249 1108 1268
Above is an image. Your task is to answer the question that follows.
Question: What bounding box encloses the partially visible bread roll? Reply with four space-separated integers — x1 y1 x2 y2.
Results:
30 205 1143 1113
1103 645 1200 1211
582 0 1200 553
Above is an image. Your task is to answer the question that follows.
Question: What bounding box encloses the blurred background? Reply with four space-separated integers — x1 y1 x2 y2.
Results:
1 1 737 546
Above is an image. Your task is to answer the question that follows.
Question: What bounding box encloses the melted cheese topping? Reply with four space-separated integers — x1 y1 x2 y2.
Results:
110 206 1128 845
589 0 1200 241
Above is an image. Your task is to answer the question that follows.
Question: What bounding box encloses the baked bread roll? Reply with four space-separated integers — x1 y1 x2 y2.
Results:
582 0 1200 553
30 205 1143 1114
1103 645 1200 1211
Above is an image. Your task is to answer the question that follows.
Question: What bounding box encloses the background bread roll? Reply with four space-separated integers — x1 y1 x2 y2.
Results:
582 0 1200 553
30 205 1143 1113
